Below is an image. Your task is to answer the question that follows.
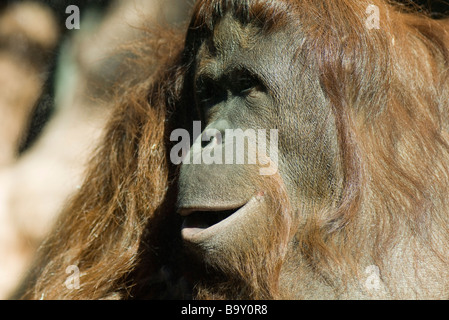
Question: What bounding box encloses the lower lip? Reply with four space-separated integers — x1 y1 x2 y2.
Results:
181 226 207 240
181 196 262 243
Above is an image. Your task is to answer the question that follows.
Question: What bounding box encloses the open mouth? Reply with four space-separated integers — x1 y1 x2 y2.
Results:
181 207 242 230
178 196 265 242
179 201 252 242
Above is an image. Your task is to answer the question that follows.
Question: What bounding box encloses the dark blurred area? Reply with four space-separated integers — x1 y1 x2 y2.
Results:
413 0 449 16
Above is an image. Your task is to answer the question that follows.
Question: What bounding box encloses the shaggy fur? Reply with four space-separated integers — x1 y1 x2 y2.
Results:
20 0 449 299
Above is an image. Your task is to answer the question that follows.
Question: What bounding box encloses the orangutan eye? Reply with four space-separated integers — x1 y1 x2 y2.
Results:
196 76 226 109
233 71 265 96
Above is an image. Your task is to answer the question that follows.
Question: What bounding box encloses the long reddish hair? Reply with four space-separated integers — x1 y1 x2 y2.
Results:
20 0 449 299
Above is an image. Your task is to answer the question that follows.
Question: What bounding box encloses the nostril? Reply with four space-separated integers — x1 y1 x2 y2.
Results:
201 138 209 149
201 129 224 149
215 130 224 144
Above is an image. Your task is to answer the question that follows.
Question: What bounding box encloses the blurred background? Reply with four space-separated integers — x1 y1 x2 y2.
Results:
0 0 447 300
0 0 191 299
